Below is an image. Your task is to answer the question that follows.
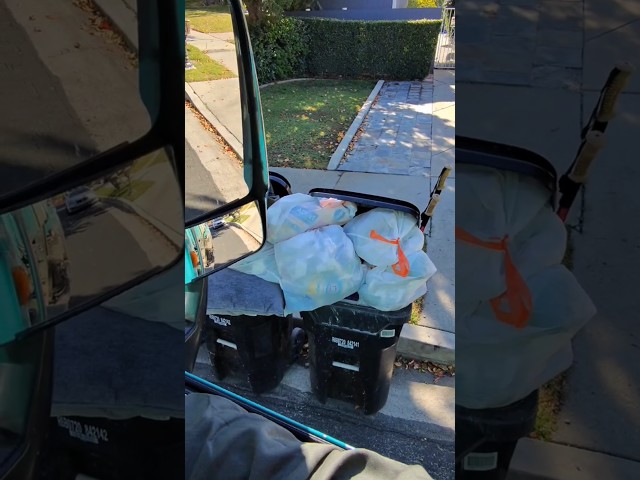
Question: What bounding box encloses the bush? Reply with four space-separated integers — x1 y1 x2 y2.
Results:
250 17 310 84
407 0 440 7
303 18 441 80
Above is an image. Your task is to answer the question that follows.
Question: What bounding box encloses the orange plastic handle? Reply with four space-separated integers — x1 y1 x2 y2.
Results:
369 230 410 277
12 267 31 306
190 250 199 268
456 227 532 329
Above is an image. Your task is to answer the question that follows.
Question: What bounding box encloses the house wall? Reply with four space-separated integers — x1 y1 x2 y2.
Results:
316 0 393 9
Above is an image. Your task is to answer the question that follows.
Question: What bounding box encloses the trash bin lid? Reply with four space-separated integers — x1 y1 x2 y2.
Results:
457 136 557 200
308 188 421 225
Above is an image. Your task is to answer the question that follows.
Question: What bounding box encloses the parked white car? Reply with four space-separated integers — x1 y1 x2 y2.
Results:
64 186 97 214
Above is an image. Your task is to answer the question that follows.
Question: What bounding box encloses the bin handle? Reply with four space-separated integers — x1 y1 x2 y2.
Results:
421 166 452 230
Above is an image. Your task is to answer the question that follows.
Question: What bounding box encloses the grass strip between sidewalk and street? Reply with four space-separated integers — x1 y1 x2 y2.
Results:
186 1 233 33
261 80 377 169
186 44 236 83
531 227 575 440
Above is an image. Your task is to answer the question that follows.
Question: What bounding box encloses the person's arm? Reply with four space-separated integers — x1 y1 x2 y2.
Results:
185 393 432 480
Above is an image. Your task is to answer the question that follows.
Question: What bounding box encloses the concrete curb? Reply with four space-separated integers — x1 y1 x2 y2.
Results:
100 196 182 250
227 221 262 243
327 80 385 170
508 438 640 480
398 324 455 365
92 0 138 53
185 83 244 160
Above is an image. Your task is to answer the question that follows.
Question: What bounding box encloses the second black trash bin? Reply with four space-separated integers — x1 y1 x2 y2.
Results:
302 301 412 415
206 312 294 394
204 269 302 394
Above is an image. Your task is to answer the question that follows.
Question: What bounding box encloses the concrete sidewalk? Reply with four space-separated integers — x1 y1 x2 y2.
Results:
188 30 237 75
458 0 640 478
186 28 243 158
337 80 433 176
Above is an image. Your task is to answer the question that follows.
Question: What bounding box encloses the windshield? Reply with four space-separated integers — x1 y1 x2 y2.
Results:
0 0 177 475
0 0 158 201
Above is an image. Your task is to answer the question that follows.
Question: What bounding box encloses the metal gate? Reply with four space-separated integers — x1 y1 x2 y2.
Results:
434 7 455 69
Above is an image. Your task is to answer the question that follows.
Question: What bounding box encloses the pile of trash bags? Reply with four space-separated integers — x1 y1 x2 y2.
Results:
231 193 436 313
456 164 596 409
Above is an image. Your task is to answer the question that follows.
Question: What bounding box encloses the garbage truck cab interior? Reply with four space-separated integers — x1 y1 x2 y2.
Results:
0 1 183 479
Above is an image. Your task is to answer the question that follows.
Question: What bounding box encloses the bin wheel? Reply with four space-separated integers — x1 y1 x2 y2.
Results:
289 327 306 363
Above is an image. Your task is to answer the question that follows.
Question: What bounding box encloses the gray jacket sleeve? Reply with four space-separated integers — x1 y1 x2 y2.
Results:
185 393 433 480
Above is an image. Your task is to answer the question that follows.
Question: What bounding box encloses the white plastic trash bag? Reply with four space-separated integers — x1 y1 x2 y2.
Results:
359 250 437 311
455 163 596 409
267 193 357 243
343 208 423 268
456 266 596 409
274 225 364 313
456 165 566 308
229 242 279 284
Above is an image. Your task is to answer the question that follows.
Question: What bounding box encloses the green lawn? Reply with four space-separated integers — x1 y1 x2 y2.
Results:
186 44 236 83
186 2 233 34
261 80 376 169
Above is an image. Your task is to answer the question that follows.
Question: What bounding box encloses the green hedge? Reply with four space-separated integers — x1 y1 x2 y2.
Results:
250 17 441 84
302 18 441 81
250 17 309 84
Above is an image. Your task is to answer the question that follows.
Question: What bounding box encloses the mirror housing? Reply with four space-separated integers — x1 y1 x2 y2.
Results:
0 146 182 347
184 0 269 284
186 200 263 280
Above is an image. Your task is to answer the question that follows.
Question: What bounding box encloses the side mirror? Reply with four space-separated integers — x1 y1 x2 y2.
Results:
184 0 268 282
0 147 182 347
185 200 263 281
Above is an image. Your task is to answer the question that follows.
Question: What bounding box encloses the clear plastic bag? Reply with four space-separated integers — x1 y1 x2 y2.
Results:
229 242 279 284
274 225 365 313
267 193 357 243
455 164 597 408
358 250 437 311
343 208 423 268
457 266 596 409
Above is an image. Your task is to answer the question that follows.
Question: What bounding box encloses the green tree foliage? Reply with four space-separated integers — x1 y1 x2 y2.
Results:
407 0 440 8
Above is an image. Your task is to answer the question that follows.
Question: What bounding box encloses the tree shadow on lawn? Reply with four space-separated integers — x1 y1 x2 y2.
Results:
262 80 377 170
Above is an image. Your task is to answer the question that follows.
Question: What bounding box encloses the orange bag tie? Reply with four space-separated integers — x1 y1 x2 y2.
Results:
369 230 410 278
455 227 532 329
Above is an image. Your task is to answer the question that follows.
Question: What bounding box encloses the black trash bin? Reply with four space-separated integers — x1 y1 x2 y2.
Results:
204 269 303 394
205 312 296 394
299 189 424 415
455 137 558 479
302 295 412 415
455 390 539 479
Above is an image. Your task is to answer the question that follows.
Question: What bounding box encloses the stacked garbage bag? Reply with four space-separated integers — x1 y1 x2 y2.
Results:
231 193 436 313
456 164 597 410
